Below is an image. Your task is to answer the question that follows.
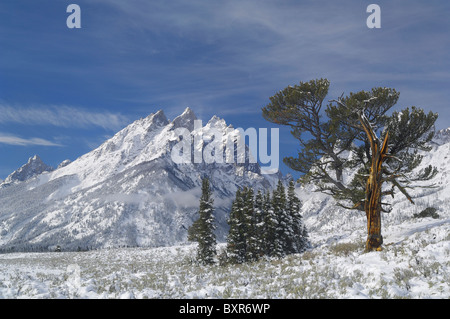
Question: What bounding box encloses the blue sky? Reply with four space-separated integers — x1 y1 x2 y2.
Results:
1 0 449 179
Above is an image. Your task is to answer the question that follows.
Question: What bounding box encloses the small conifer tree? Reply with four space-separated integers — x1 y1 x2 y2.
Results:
287 180 309 253
243 187 260 262
253 190 266 259
272 180 291 257
262 190 277 257
227 188 246 264
187 177 217 264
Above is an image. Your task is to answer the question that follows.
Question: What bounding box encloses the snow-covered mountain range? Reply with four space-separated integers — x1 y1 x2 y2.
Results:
0 108 280 252
0 107 449 253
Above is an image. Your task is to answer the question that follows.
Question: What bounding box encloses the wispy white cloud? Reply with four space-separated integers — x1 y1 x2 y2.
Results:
0 104 130 131
93 0 450 121
2 0 448 130
0 134 63 147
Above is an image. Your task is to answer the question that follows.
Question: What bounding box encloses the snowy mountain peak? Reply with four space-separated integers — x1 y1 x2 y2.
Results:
206 115 227 129
150 109 169 127
3 154 53 185
171 107 197 131
181 106 196 118
29 155 40 163
432 127 450 146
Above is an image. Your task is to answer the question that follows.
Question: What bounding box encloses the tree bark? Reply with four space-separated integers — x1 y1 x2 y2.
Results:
358 112 389 251
364 138 387 251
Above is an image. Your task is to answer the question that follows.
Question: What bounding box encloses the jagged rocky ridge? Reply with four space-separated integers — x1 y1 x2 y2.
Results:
0 108 280 252
2 155 54 186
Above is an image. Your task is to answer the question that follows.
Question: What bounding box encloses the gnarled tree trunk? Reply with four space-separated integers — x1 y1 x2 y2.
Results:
358 112 389 251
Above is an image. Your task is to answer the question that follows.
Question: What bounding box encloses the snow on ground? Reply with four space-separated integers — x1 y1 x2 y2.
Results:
0 214 448 299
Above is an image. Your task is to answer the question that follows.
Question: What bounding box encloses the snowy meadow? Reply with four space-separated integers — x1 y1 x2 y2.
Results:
0 215 448 299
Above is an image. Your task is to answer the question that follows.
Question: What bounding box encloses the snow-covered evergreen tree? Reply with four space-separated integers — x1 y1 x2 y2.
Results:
262 190 277 257
187 177 217 264
243 187 259 262
253 190 266 259
287 179 309 253
226 181 310 263
227 188 246 264
272 180 290 257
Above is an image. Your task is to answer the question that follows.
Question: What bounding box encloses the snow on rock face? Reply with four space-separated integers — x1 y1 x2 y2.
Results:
431 127 450 146
2 155 53 186
57 159 72 169
171 107 197 131
0 108 279 252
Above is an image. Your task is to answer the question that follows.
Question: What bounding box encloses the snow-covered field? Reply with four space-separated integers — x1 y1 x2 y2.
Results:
1 214 448 299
